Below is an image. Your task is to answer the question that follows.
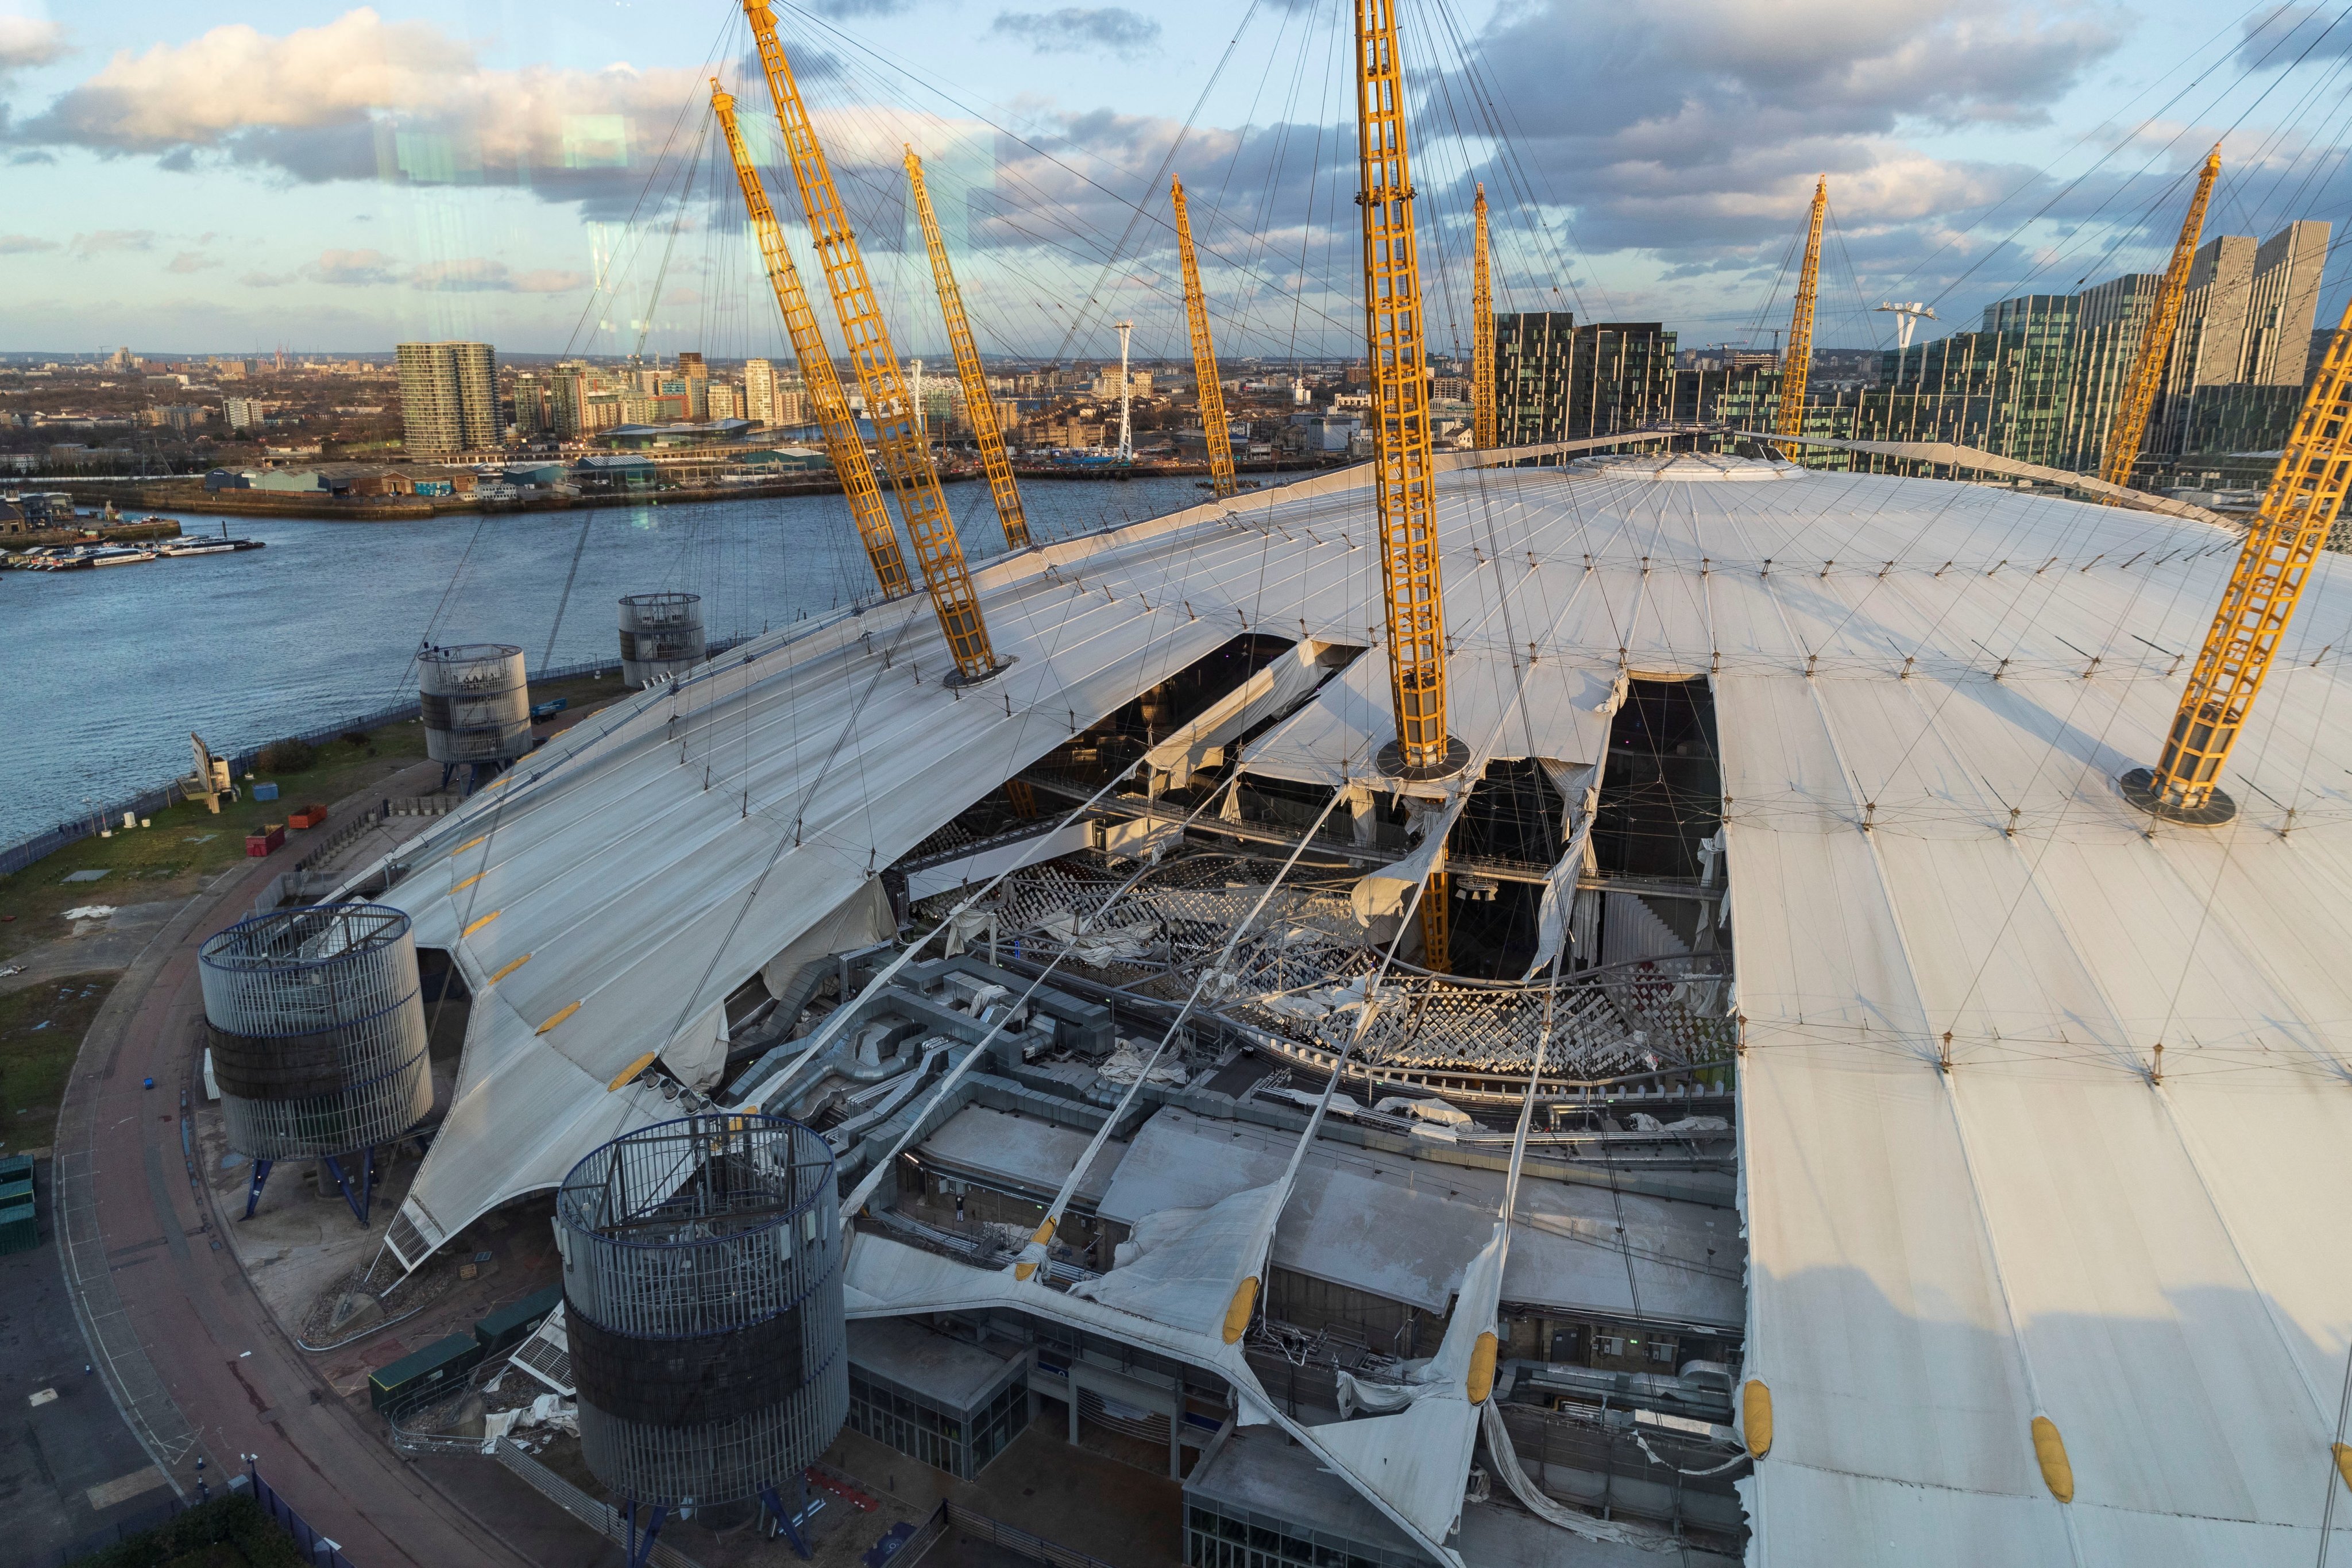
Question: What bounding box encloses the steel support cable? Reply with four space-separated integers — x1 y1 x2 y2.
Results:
1045 2 1264 362
1413 0 1609 320
1938 2 2352 312
557 13 737 360
1010 781 1352 1278
1876 0 2300 302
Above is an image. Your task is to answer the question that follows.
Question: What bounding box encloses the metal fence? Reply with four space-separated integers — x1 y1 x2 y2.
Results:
244 1462 361 1568
0 639 750 879
41 1467 357 1568
940 1503 1119 1568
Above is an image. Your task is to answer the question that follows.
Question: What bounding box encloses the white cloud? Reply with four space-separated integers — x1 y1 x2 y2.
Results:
307 246 397 285
409 257 589 292
0 14 64 80
69 228 154 256
165 250 218 273
14 8 704 213
990 7 1161 60
0 232 57 253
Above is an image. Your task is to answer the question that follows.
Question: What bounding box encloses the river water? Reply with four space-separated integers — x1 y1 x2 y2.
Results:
2 476 1207 847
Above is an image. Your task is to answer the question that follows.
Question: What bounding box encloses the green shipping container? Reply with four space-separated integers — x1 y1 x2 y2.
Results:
0 1178 32 1207
0 1197 35 1256
369 1334 482 1412
0 1153 33 1188
474 1284 563 1357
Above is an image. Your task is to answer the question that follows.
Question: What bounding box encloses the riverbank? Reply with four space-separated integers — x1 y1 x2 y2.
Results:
0 474 1206 847
60 456 1339 521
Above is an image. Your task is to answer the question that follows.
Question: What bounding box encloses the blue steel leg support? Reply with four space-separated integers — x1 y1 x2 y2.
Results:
624 1501 667 1568
763 1481 813 1559
320 1154 373 1227
243 1159 273 1219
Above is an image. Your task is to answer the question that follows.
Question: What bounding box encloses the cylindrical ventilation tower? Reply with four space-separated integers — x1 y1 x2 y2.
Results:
618 593 708 688
418 643 531 768
199 905 433 1222
557 1113 846 1527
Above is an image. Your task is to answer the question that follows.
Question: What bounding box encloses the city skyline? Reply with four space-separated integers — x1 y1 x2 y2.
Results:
0 0 2336 365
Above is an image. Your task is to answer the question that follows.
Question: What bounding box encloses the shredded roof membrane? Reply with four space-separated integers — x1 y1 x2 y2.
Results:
347 449 2352 1563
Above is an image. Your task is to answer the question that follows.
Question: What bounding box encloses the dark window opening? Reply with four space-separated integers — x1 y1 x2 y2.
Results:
1436 759 1567 980
1591 678 1722 882
415 947 471 1063
1034 633 1295 790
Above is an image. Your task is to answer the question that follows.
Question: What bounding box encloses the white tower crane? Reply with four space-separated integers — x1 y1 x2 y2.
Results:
1875 302 1937 386
1114 320 1134 463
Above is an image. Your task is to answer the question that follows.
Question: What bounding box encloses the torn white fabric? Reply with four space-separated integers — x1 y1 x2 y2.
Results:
1068 1182 1280 1337
1096 1040 1191 1088
1145 638 1343 790
1038 910 1157 966
1350 779 1474 926
1524 761 1600 979
1374 1096 1473 1127
656 1001 727 1091
758 878 896 999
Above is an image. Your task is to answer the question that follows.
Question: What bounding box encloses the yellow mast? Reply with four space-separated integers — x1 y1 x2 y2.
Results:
905 146 1031 551
1171 175 1238 500
1472 181 1496 450
1775 177 1827 442
2100 147 2222 493
2127 299 2352 823
742 0 997 683
709 83 909 600
1354 0 1461 972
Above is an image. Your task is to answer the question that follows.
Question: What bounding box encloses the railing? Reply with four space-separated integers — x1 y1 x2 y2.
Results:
940 1503 1119 1568
485 1438 706 1568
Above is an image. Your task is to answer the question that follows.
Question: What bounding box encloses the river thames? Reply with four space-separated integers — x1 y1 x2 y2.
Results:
2 476 1209 847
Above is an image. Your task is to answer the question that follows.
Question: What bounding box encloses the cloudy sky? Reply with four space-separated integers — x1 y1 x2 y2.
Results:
0 0 2336 361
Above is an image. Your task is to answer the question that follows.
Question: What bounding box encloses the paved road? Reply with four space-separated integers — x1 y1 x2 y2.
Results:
52 802 583 1568
0 1156 169 1568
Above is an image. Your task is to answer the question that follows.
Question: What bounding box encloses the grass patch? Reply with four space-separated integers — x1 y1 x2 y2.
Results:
68 1493 306 1568
0 971 113 1137
0 673 631 961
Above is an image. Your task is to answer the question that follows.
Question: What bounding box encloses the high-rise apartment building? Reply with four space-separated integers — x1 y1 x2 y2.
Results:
1740 219 2332 484
744 358 779 426
1495 314 1678 442
396 341 499 454
706 383 744 422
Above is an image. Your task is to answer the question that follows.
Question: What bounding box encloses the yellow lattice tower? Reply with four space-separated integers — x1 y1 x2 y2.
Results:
1171 176 1238 500
1473 182 1496 451
710 83 909 600
2126 299 2352 824
2100 148 2221 494
1775 177 1826 442
743 0 997 683
1354 0 1462 972
905 146 1031 551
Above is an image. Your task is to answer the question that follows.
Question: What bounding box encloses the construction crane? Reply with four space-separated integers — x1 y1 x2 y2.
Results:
742 0 997 684
1775 177 1827 442
1171 175 1238 499
2126 299 2352 824
905 146 1031 550
710 83 910 600
1353 0 1462 970
1472 181 1496 450
2100 147 2222 493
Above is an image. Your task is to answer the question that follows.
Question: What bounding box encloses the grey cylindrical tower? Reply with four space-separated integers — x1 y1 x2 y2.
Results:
618 593 708 688
418 643 531 765
557 1113 846 1512
199 905 433 1161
